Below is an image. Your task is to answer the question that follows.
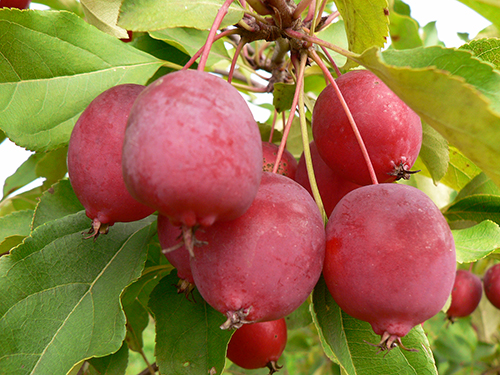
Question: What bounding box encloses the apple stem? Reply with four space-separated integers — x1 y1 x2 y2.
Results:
303 0 315 23
228 37 247 84
293 0 313 20
198 0 234 72
319 45 342 77
311 0 329 31
268 109 278 143
296 51 328 223
317 10 340 32
182 29 238 71
309 49 379 185
270 53 302 175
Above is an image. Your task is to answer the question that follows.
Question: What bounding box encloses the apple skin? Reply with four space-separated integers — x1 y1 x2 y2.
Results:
261 141 298 179
446 270 482 320
1 0 31 9
295 141 360 217
323 183 456 341
312 69 422 186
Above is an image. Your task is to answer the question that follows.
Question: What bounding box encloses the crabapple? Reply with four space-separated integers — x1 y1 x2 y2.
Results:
190 172 325 329
67 84 155 237
0 0 31 8
323 183 456 352
227 318 287 374
295 141 360 217
262 141 297 179
484 264 500 309
122 70 263 231
312 69 422 185
446 269 482 321
157 214 194 294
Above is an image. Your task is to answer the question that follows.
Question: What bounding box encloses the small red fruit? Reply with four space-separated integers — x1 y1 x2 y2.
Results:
0 0 31 9
446 269 482 321
157 214 194 293
67 84 155 237
122 70 263 230
261 141 297 179
484 264 500 309
312 70 422 185
227 318 287 374
190 172 325 328
323 183 456 351
295 141 360 217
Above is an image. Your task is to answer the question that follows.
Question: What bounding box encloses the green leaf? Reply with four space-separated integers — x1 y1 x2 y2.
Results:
0 212 156 375
312 277 438 375
88 341 129 375
32 179 84 229
417 122 449 184
456 172 500 200
440 146 482 191
444 194 500 226
0 9 162 152
316 20 349 68
273 82 296 113
122 266 170 352
389 4 423 50
428 316 478 364
460 38 500 69
149 271 233 375
457 0 500 30
0 209 33 254
453 220 500 263
149 27 230 68
118 0 245 32
0 187 43 217
80 0 129 39
2 147 68 198
285 298 312 330
357 45 500 188
422 22 445 47
333 0 389 69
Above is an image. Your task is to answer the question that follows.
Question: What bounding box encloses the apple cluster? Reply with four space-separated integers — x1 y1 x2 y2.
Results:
67 67 469 368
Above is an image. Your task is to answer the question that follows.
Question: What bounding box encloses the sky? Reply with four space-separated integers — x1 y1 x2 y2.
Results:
0 0 492 200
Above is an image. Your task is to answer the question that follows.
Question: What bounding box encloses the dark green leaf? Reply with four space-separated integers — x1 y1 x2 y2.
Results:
0 9 162 152
285 298 313 330
149 271 233 375
0 212 156 374
273 82 296 113
88 341 129 375
118 0 245 32
32 179 84 229
0 209 33 254
444 195 500 226
122 266 170 351
312 277 438 375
